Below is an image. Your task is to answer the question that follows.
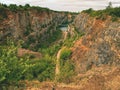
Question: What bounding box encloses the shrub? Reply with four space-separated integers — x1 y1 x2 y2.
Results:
23 55 55 82
59 60 75 83
0 43 30 84
9 4 18 12
60 48 72 60
111 16 118 22
82 8 94 14
0 6 7 19
39 44 61 56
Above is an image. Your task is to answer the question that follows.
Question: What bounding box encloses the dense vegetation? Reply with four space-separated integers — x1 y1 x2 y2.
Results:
0 3 51 12
0 41 55 88
1 2 120 89
60 48 72 60
0 4 75 88
59 48 75 83
0 4 41 22
0 3 75 20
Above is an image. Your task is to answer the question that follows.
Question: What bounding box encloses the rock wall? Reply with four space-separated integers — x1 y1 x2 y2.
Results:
0 9 69 50
72 13 120 73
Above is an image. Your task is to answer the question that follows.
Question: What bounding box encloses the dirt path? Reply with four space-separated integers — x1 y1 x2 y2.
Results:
20 26 81 90
55 47 66 76
55 48 61 76
63 31 68 41
55 29 68 81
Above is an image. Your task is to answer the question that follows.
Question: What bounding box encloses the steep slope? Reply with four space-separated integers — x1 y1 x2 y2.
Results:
0 6 72 50
1 4 120 90
71 13 120 89
72 13 120 72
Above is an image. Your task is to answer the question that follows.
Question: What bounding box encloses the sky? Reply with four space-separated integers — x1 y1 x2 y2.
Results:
0 0 120 12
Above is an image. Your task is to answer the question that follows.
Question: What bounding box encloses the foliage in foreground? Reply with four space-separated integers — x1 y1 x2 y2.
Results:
0 42 55 85
0 43 28 84
23 55 55 82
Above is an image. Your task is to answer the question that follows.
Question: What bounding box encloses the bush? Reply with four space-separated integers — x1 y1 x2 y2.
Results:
60 48 72 60
0 6 7 19
111 16 118 22
0 43 29 84
59 60 75 83
9 4 18 12
39 44 61 56
82 8 94 14
22 55 55 82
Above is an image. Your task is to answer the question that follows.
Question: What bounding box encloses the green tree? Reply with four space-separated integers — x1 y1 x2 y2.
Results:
0 4 7 19
22 55 55 82
107 2 112 9
0 42 29 84
9 4 18 12
24 4 30 10
60 48 72 60
82 8 94 14
59 60 75 83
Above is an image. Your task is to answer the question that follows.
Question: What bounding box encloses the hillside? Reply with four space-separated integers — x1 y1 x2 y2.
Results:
0 4 77 89
0 3 120 90
72 13 120 72
71 11 120 89
0 4 74 50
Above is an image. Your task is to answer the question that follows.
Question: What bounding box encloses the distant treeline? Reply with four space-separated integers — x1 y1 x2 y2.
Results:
0 3 78 21
0 3 53 12
0 3 78 14
82 3 120 21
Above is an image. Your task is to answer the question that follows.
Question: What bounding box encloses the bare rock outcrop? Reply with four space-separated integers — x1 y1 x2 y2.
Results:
72 13 120 73
0 9 69 50
70 13 120 90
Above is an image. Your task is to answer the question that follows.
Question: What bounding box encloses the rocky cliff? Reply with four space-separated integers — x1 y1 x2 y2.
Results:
71 13 120 89
1 5 120 89
0 7 71 50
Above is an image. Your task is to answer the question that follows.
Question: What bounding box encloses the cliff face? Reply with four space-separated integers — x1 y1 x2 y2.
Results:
72 13 120 73
71 13 120 89
0 9 69 50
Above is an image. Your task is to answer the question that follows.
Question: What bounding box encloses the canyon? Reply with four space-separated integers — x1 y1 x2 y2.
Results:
0 7 73 50
0 4 120 90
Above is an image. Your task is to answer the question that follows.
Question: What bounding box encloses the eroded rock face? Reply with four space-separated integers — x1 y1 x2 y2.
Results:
70 13 120 90
72 13 120 73
0 9 69 50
